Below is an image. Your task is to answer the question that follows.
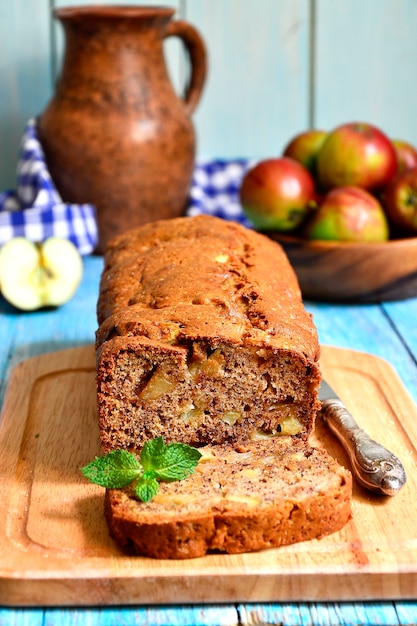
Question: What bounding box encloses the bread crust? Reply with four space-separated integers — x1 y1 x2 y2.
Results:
96 215 319 360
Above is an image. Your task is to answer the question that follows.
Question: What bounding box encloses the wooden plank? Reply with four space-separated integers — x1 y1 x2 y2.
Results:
0 609 44 626
4 0 417 196
41 605 240 626
314 0 417 147
4 602 403 626
238 601 401 626
382 298 417 367
306 301 417 404
0 0 52 190
0 344 416 606
395 601 417 625
186 0 311 159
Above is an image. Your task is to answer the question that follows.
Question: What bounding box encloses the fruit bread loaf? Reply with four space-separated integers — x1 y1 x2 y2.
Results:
96 214 321 452
105 437 352 559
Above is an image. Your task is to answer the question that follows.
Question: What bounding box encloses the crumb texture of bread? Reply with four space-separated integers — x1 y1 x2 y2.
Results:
96 215 322 451
104 438 352 559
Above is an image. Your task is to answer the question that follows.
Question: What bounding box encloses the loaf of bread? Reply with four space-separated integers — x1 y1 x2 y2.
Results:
105 438 352 559
96 214 321 452
96 215 352 558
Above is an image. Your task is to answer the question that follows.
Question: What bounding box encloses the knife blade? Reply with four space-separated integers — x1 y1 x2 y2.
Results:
319 379 406 496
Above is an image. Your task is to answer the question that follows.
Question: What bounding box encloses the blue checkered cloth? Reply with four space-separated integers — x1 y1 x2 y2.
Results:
0 119 256 254
187 158 256 227
0 118 98 255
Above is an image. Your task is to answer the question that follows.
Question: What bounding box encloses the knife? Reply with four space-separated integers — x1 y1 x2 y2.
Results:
319 380 407 496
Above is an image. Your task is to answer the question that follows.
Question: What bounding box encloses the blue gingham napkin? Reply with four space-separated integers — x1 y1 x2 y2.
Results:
0 119 257 254
0 118 98 255
187 158 256 227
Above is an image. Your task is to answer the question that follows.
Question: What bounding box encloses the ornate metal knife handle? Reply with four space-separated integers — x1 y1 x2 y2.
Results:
321 399 407 496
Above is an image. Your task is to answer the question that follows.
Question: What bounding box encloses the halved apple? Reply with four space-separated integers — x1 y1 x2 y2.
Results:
0 237 83 311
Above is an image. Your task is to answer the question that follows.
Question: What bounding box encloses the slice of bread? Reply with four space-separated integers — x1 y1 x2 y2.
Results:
104 438 352 559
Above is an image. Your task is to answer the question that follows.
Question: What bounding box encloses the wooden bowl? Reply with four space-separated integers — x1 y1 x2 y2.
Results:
266 233 417 303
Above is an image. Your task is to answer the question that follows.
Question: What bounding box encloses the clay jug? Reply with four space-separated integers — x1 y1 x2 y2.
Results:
38 5 207 253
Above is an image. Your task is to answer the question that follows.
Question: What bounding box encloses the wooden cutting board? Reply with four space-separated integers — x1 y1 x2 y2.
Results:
0 345 416 607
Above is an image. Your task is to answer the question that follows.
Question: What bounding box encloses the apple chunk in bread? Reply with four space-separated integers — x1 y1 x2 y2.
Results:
0 237 83 311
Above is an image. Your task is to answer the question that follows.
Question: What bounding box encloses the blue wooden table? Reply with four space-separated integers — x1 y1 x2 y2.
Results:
0 255 416 625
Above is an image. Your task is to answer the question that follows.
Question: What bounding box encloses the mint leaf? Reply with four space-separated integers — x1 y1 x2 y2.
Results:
153 442 202 481
135 475 160 502
139 437 202 481
80 449 141 488
140 436 166 472
81 437 202 502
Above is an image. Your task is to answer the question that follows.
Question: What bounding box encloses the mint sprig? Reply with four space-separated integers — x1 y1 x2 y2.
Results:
81 437 202 502
81 449 142 488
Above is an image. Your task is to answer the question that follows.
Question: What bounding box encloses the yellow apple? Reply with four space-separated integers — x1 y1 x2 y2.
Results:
0 237 83 311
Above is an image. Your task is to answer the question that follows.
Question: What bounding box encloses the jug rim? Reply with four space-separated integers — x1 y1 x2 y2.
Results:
53 5 176 20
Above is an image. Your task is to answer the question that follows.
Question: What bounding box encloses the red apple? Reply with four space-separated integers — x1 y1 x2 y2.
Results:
392 139 417 173
239 157 316 231
382 168 417 234
283 129 327 175
316 122 397 191
305 186 389 242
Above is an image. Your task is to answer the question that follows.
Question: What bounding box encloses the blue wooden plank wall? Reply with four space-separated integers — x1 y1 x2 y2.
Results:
1 0 417 192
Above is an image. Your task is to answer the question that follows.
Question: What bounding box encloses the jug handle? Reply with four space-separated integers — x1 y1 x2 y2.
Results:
164 20 207 116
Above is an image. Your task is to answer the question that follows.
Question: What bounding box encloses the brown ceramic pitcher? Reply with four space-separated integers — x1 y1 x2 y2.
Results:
38 5 207 253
